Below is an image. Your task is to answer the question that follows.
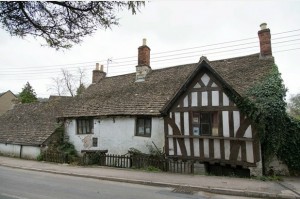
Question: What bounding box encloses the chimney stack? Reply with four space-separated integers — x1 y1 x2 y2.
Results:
138 38 150 66
136 38 151 82
92 63 106 83
258 23 272 58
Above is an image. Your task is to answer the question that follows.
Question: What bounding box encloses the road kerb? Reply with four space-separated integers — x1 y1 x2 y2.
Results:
0 163 298 199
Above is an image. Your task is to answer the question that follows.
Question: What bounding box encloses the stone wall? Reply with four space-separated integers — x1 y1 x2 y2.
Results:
266 156 290 176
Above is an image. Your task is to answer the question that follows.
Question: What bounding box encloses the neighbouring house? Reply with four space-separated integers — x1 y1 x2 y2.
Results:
59 23 276 175
0 90 18 116
0 96 70 159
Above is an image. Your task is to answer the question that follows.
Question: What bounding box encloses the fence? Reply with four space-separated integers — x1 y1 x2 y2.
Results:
103 154 131 168
40 152 251 176
41 151 68 163
168 160 194 174
41 152 195 174
84 153 194 174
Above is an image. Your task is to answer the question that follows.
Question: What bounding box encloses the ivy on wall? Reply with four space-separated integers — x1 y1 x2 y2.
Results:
277 116 300 171
225 64 300 171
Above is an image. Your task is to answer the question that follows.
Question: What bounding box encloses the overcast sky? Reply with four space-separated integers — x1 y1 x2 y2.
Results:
0 1 300 101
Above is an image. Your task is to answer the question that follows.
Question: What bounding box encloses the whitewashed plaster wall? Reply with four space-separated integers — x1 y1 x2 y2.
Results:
22 146 41 159
65 117 165 155
0 143 20 157
0 143 40 159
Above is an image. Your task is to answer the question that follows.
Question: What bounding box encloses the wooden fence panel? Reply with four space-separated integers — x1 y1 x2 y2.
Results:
42 152 196 174
104 154 131 168
43 151 66 163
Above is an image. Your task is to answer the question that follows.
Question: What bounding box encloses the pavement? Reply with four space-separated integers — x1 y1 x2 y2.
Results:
0 156 299 199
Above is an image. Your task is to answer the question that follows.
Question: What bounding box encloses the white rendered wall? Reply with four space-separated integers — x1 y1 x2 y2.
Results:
65 117 165 156
0 143 20 157
22 146 41 159
0 143 40 159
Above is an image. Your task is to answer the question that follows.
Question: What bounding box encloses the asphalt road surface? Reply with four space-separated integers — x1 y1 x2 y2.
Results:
0 166 255 199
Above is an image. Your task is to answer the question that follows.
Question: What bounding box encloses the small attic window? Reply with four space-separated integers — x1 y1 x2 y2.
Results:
77 119 94 134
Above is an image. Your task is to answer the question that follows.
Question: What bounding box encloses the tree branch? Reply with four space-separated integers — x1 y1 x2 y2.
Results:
18 2 48 36
49 1 97 12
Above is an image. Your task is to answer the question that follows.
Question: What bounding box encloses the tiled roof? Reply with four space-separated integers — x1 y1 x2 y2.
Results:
0 96 70 145
60 53 274 118
210 54 274 96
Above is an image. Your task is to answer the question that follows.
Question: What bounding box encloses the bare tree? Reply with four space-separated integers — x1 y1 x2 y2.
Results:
49 77 64 96
61 69 75 97
0 1 145 49
48 68 86 97
78 68 86 87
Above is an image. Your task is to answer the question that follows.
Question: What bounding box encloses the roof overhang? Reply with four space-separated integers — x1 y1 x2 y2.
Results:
160 57 242 115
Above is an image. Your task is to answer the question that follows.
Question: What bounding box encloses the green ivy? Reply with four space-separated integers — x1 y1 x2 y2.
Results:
225 64 300 171
58 141 77 156
277 117 300 171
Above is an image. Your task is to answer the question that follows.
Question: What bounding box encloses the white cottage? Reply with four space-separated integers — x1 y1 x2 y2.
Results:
0 96 70 159
60 24 275 176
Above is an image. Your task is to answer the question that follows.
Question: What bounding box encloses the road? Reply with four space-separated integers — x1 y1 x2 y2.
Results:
0 166 255 199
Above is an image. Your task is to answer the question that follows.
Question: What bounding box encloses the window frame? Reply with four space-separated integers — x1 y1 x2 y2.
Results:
135 117 152 137
192 111 218 136
76 118 94 135
92 137 98 147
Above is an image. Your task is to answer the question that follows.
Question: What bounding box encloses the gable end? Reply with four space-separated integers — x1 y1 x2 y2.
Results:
161 59 241 115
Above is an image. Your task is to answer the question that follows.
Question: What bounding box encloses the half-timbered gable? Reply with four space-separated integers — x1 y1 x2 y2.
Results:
163 58 260 169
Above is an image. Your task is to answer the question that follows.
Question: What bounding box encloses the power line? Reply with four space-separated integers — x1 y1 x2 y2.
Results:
1 42 300 76
2 46 300 80
273 47 300 53
272 29 300 35
272 34 300 41
1 30 300 77
2 28 299 70
2 36 300 74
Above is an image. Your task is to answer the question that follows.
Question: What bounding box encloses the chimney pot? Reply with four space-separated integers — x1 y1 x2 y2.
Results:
260 23 267 30
143 38 147 46
92 63 106 83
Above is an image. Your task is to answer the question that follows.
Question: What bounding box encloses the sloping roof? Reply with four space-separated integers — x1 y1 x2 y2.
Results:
60 53 274 118
210 54 274 96
0 90 17 98
0 96 70 145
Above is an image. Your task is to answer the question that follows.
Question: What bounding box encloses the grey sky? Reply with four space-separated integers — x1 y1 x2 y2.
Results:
0 1 299 100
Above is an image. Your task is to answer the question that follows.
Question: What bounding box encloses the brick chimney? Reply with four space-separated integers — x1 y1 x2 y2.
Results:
92 63 106 83
258 23 272 58
136 38 151 82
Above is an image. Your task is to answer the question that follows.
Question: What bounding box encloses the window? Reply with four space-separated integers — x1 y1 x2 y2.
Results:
92 137 98 147
192 112 218 136
136 118 151 137
77 119 94 134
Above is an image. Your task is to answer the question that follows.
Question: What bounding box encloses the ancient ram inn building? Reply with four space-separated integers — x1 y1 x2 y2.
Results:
0 23 276 176
57 23 275 176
